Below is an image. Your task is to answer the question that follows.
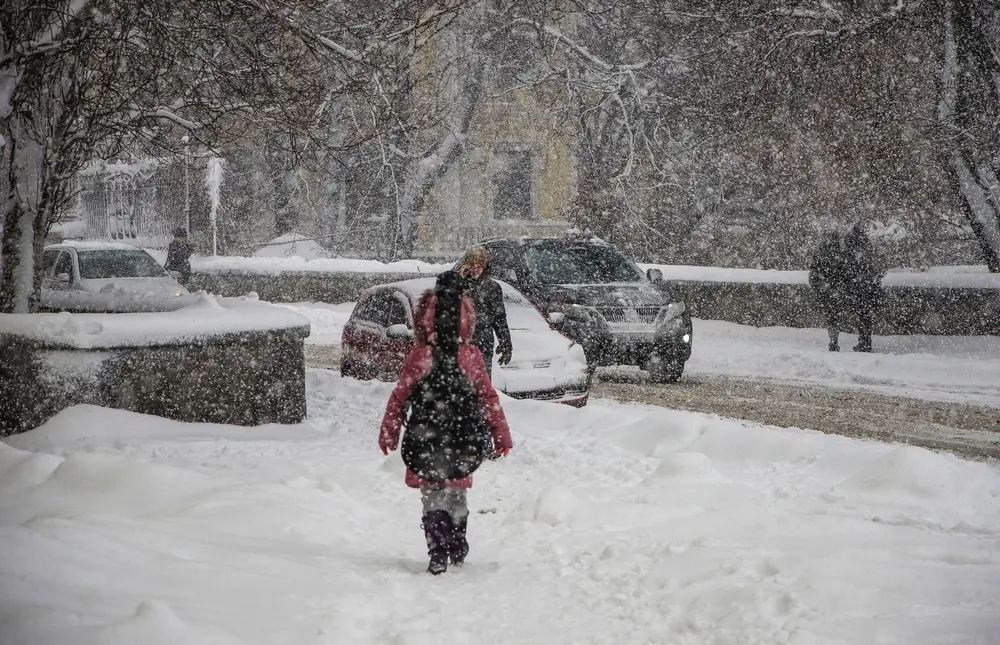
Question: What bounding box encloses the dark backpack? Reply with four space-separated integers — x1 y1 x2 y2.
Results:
401 351 490 483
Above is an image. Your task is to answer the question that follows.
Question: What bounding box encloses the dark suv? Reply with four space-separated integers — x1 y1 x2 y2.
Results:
473 236 693 382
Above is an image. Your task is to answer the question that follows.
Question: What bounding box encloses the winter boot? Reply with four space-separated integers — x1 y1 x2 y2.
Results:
450 515 469 566
422 510 453 575
853 340 872 353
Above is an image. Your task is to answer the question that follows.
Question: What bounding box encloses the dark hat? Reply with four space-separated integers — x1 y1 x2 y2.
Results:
174 227 188 238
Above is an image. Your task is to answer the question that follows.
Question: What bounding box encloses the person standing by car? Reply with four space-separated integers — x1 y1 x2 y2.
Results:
455 246 513 378
165 227 193 284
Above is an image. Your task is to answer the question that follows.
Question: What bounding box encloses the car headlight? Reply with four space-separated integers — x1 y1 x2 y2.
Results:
658 302 686 323
549 303 597 322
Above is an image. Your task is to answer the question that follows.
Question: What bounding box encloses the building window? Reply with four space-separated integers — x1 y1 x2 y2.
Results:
492 150 534 221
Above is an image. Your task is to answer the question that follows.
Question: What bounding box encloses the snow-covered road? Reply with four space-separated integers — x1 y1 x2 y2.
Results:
2 370 998 644
686 320 1000 408
283 300 1000 408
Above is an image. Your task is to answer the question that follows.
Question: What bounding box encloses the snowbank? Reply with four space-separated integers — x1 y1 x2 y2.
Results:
639 262 1000 289
145 248 1000 290
276 302 356 345
191 254 451 275
0 293 308 348
1 371 997 644
682 318 1000 407
138 244 1000 295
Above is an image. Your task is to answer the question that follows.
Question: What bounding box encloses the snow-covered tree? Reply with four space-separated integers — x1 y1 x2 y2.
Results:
938 0 1000 272
0 0 465 312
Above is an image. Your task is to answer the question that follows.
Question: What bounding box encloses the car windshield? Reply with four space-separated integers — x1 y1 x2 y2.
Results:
524 244 643 284
77 250 167 279
499 283 548 331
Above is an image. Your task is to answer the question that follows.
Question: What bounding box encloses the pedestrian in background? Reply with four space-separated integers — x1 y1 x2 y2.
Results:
841 224 886 352
809 231 849 351
809 225 886 352
165 227 193 284
454 246 513 377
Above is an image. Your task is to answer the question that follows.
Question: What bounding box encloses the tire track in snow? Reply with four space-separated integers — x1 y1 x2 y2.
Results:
594 374 1000 461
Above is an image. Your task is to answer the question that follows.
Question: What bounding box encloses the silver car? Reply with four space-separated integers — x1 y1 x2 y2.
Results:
41 241 189 297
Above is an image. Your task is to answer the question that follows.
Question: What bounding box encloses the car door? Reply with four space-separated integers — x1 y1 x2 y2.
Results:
40 250 61 288
378 290 414 378
50 251 76 290
342 292 381 377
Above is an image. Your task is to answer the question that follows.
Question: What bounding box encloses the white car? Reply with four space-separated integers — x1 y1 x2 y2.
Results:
41 241 189 297
341 277 591 406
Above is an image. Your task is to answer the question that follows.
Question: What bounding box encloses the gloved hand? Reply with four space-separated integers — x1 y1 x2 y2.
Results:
378 434 397 456
493 446 510 459
497 347 513 366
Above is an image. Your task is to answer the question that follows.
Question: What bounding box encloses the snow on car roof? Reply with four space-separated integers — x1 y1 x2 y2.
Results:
371 276 531 305
372 277 438 301
480 234 610 247
45 240 147 252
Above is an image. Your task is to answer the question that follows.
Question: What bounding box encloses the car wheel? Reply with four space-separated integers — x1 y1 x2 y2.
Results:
340 357 354 378
647 357 684 384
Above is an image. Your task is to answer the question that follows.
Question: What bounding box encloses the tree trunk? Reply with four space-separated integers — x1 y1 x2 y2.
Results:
940 0 1000 272
0 201 37 313
394 32 484 259
0 117 46 313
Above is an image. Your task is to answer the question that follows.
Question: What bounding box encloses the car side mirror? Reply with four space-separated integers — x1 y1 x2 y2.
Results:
386 324 414 340
646 268 663 283
56 272 71 284
547 312 566 325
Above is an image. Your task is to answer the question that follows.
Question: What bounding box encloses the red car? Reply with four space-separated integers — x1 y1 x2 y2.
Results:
341 278 591 406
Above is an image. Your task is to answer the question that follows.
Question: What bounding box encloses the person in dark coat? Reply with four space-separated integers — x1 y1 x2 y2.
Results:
809 231 849 352
841 224 885 352
165 227 193 284
809 225 885 352
378 272 513 575
454 246 513 378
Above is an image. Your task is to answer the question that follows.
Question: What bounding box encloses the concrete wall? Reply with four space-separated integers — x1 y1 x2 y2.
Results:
0 326 308 435
189 270 1000 336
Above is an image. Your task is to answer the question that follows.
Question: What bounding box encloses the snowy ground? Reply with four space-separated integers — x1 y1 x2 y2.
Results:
281 301 1000 408
683 320 1000 409
2 370 999 645
278 302 355 346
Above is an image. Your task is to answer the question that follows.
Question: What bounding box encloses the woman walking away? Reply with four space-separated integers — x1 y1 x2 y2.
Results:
378 271 513 575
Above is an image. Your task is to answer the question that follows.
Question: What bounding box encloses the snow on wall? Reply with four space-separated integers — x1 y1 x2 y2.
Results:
638 263 1000 289
0 294 309 349
187 254 453 276
173 252 1000 289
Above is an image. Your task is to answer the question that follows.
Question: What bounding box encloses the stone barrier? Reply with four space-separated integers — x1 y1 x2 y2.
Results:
0 297 309 435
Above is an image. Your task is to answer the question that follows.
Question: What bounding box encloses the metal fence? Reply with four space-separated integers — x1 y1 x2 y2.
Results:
75 157 190 249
